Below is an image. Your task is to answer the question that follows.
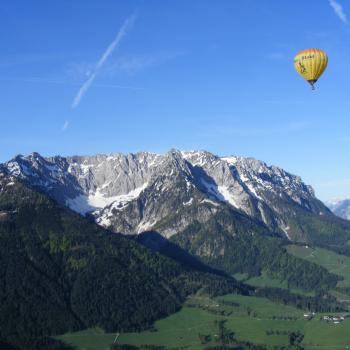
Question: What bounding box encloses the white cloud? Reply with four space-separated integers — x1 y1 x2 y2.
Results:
62 120 69 131
329 0 348 24
71 14 137 109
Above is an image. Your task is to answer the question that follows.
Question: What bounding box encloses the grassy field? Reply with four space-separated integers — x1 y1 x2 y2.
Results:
57 328 117 350
234 271 314 296
58 294 350 350
287 245 350 288
58 247 350 350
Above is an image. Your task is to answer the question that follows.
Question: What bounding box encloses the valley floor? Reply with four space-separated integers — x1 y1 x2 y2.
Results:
58 245 350 350
58 294 350 350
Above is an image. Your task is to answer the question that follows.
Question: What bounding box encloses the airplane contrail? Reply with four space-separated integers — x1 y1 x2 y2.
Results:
328 0 348 24
72 14 137 108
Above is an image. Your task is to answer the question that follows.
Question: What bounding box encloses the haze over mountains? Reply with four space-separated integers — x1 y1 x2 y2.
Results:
326 198 350 220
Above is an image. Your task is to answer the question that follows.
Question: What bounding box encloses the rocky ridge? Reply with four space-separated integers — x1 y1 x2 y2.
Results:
3 150 332 240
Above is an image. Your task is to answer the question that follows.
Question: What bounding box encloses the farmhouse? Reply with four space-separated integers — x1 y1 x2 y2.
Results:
322 315 349 323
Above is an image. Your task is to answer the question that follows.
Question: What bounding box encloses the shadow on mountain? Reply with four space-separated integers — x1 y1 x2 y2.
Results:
132 231 229 278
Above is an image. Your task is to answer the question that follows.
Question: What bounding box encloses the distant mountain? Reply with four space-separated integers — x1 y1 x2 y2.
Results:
326 199 350 220
4 149 346 245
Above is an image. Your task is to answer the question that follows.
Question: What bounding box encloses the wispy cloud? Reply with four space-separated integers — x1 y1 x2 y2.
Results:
71 14 137 109
62 120 69 131
328 0 348 24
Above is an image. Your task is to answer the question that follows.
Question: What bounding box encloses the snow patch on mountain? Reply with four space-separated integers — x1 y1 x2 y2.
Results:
282 225 291 240
217 185 239 208
221 156 238 166
201 198 220 207
67 183 148 215
137 219 158 233
183 198 194 206
2 149 327 238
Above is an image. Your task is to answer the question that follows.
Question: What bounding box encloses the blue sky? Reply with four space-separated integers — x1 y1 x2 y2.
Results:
1 0 350 200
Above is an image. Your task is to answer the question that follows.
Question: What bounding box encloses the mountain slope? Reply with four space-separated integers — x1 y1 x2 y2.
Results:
4 150 350 245
169 209 340 292
0 168 245 342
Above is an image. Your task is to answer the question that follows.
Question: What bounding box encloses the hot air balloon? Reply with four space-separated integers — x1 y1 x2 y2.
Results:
294 48 328 90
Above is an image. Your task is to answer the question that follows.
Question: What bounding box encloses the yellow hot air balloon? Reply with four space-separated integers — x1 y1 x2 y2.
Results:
294 48 328 90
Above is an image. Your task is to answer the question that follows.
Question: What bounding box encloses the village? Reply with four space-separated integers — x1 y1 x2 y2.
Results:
322 315 350 324
303 312 350 324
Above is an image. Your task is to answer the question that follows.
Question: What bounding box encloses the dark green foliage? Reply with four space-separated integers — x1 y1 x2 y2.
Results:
204 319 267 350
205 347 266 350
215 320 236 345
134 231 229 277
286 206 350 246
0 336 75 350
113 346 167 350
171 211 340 292
198 333 212 344
288 331 304 348
318 242 350 257
0 176 246 340
0 339 20 350
335 286 350 296
255 238 340 291
255 288 345 313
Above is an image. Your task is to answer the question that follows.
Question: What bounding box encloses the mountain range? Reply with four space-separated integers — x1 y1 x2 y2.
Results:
3 149 344 242
1 149 350 349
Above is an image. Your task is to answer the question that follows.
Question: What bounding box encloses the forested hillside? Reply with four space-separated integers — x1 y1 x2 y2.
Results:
0 167 346 350
0 171 245 349
170 209 341 292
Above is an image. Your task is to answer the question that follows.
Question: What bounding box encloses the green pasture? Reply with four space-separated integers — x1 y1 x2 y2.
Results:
58 294 350 350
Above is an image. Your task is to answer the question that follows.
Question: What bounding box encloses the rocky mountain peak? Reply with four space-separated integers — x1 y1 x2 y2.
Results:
2 149 331 240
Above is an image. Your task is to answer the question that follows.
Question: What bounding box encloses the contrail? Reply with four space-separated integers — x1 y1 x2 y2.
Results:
329 0 348 24
72 14 137 108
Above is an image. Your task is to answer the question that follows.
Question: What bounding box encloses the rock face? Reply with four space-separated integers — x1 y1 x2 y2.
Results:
326 199 350 220
3 150 333 240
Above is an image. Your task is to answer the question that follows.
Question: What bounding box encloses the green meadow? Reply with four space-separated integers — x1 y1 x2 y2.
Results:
235 271 315 296
58 294 350 350
58 244 350 350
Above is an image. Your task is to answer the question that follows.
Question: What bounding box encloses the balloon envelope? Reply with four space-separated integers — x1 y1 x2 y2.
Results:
294 48 328 89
